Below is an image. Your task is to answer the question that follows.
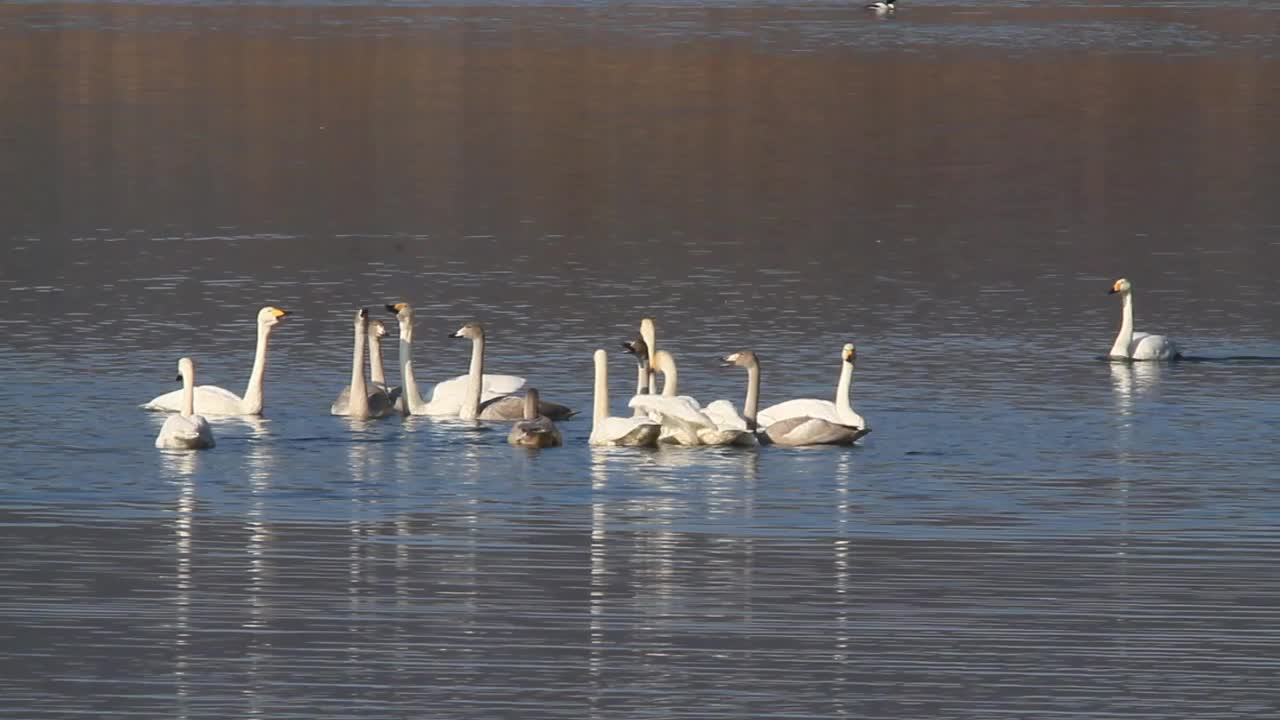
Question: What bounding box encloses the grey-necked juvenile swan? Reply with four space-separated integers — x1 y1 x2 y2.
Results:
449 322 575 421
331 309 393 419
756 344 868 431
590 349 661 447
1107 278 1180 361
384 302 526 416
721 350 868 447
155 357 216 450
142 306 289 416
507 389 563 448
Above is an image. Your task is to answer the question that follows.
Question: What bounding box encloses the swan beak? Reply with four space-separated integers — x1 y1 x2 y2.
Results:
269 307 289 318
448 331 461 339
1108 288 1118 294
175 373 183 382
386 303 407 314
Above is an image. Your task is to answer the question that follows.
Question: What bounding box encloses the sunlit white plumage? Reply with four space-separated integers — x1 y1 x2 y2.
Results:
384 303 527 416
590 349 661 447
155 357 216 450
449 322 575 421
628 350 754 446
142 306 288 416
720 350 868 447
756 344 868 430
1107 278 1180 361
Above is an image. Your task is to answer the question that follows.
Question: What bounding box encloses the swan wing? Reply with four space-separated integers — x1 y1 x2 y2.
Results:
757 399 839 427
592 415 661 446
703 400 748 431
763 417 864 447
155 414 216 449
330 385 353 415
1131 333 1179 360
143 385 246 416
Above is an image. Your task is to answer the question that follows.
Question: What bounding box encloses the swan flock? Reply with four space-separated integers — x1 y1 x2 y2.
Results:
147 278 1181 450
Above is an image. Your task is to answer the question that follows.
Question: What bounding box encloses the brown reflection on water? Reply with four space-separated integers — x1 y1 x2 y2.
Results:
3 2 1278 277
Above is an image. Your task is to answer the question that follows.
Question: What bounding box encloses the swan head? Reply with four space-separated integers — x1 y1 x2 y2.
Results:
721 350 758 368
176 356 195 382
367 319 388 339
1109 278 1132 295
842 344 857 364
354 307 370 330
257 306 289 328
386 302 413 322
621 336 650 366
449 322 484 340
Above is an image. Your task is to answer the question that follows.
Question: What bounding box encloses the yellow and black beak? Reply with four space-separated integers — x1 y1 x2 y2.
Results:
386 302 407 314
1108 287 1118 294
269 307 289 318
175 373 183 382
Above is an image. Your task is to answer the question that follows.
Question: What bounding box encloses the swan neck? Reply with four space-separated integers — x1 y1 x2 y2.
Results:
641 322 657 395
659 354 678 397
398 327 425 412
836 359 854 415
241 323 271 414
181 368 196 417
349 321 369 416
1111 292 1135 358
744 361 760 431
369 334 386 385
593 354 609 429
634 361 648 396
461 335 484 420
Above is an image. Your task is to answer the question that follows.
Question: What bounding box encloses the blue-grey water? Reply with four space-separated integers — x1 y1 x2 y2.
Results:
3 1 1280 717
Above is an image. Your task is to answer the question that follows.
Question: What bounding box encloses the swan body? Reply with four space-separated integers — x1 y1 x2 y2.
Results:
331 309 393 419
385 303 527 416
723 349 869 447
507 389 563 448
1108 278 1180 361
449 322 575 421
590 349 661 447
332 317 396 417
756 344 868 430
155 357 216 450
142 306 288 415
866 0 895 12
628 350 755 447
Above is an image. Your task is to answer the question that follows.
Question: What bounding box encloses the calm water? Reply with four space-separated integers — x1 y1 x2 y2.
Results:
3 1 1280 717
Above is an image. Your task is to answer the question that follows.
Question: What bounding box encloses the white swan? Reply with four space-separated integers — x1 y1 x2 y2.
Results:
640 317 658 395
628 350 755 446
507 389 563 448
1108 278 1181 361
142 306 288 415
384 302 527 416
366 318 405 414
155 357 216 450
721 350 868 447
590 349 661 447
450 323 575 421
757 344 868 430
331 309 393 419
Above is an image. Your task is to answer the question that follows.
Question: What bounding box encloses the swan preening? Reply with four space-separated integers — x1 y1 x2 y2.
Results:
155 358 216 450
1108 278 1181 361
142 306 289 416
331 308 395 419
507 389 563 448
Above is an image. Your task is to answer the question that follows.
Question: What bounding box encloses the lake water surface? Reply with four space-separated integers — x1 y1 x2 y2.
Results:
2 1 1280 717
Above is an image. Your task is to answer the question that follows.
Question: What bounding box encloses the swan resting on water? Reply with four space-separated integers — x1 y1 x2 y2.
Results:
627 349 755 447
155 357 216 450
1108 278 1180 361
449 322 576 421
507 389 563 448
141 306 289 416
590 349 661 447
756 343 868 431
331 308 394 419
724 347 869 447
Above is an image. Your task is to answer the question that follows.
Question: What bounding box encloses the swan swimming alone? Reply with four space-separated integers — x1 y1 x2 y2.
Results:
1108 278 1181 361
628 350 755 447
590 349 661 447
142 306 289 416
449 323 575 421
721 350 868 447
507 389 563 448
331 308 394 419
756 343 868 431
155 357 216 450
384 302 527 416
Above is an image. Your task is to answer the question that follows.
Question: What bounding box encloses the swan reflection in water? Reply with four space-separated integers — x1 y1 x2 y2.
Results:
161 449 199 720
1109 361 1163 419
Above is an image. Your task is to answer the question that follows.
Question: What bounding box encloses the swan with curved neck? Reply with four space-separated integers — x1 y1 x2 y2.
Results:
331 309 392 419
756 344 867 430
720 350 868 446
590 349 661 446
640 317 658 395
385 302 526 416
629 350 754 446
449 322 575 421
507 389 563 448
1108 278 1180 361
155 357 216 449
142 306 288 416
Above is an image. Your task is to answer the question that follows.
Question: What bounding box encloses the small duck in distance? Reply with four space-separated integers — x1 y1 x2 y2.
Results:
866 0 895 14
507 389 563 448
